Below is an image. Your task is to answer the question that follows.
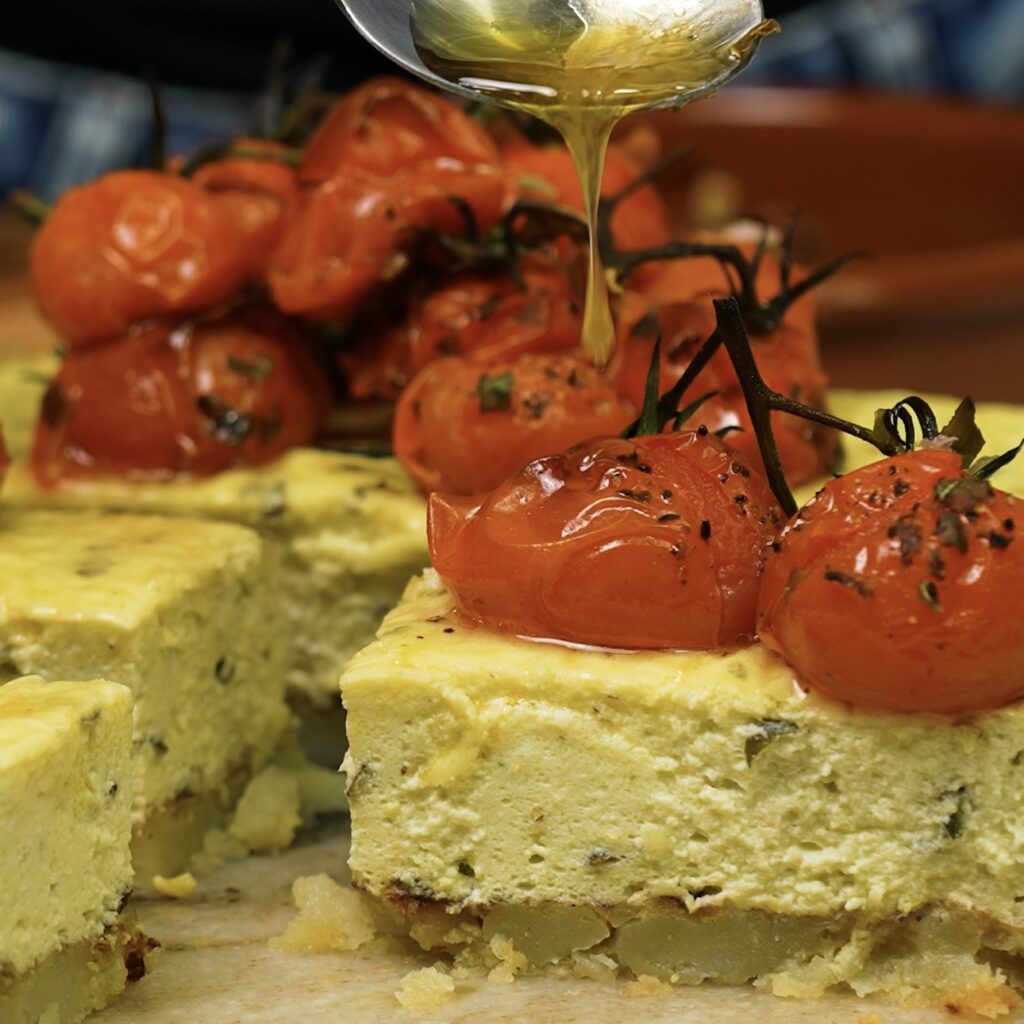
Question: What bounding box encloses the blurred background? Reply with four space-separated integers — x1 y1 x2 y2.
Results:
1 0 1022 399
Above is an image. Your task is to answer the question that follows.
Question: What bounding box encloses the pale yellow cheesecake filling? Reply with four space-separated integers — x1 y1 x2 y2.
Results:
0 510 302 881
0 677 156 1024
2 449 429 708
344 571 1024 922
0 677 133 977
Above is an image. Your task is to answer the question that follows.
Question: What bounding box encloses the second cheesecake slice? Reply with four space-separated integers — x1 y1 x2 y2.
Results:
0 508 292 881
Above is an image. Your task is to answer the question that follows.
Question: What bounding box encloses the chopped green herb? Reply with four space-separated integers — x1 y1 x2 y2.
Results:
934 510 967 553
476 371 514 413
745 718 799 765
226 354 274 380
918 580 943 612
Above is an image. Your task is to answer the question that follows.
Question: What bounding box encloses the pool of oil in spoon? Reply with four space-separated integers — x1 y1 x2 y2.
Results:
413 6 775 365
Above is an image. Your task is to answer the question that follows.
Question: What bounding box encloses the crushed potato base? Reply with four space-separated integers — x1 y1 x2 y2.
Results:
370 895 1024 1016
0 915 156 1024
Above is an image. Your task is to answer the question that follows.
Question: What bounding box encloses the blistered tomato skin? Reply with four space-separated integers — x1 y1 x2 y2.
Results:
191 138 300 282
393 350 636 496
30 307 329 484
284 78 504 321
301 76 501 190
342 254 583 401
757 449 1023 714
270 79 506 323
30 171 246 346
429 430 782 650
613 298 837 485
268 174 397 321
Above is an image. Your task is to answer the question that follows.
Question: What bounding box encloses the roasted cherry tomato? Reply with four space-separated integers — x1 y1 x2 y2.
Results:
503 140 671 251
30 170 246 346
430 429 781 648
342 253 583 401
613 297 836 484
635 244 817 346
267 174 399 322
191 137 300 282
302 77 501 187
393 350 635 495
301 77 503 239
30 306 329 483
757 449 1023 713
273 79 506 323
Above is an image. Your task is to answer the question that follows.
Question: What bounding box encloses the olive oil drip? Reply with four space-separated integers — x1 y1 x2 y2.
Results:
412 1 777 366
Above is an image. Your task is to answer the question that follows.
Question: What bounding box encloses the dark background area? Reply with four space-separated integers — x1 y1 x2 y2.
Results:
0 1 877 92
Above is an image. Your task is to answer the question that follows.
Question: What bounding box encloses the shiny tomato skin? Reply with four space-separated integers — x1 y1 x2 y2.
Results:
302 77 501 185
757 449 1024 714
393 350 635 495
636 245 817 346
430 430 782 649
267 174 398 321
503 141 671 250
408 260 581 370
187 306 330 474
300 77 504 237
30 170 246 346
192 138 300 281
30 307 329 483
613 296 835 485
343 253 583 401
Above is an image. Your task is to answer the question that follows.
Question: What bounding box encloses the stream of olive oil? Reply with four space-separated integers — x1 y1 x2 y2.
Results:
412 1 776 366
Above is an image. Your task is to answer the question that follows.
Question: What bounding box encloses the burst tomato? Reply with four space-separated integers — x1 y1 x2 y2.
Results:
302 77 501 186
30 170 246 346
30 306 329 483
342 253 583 400
757 449 1023 713
430 429 782 649
191 137 300 282
267 174 399 322
301 77 504 237
503 140 671 250
613 297 836 484
393 350 635 495
635 244 817 346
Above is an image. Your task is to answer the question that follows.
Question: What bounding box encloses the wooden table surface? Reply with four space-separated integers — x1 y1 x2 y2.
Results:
93 821 1014 1024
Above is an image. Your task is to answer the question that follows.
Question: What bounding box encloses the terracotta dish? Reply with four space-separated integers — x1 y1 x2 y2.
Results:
633 89 1024 400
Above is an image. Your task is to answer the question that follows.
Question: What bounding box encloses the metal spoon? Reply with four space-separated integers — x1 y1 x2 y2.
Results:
335 0 774 114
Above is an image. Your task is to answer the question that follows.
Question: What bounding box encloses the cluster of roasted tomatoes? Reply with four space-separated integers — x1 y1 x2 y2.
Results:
431 429 1021 715
29 75 1014 716
26 75 835 490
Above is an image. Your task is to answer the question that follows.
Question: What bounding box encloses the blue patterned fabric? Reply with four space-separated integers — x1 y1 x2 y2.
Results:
1 0 1020 197
749 0 1024 100
0 50 252 199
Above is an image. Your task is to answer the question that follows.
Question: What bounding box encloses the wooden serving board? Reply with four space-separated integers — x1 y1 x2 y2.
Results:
93 822 1006 1024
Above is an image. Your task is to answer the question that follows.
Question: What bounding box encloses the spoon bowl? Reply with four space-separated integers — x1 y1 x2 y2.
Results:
336 0 773 115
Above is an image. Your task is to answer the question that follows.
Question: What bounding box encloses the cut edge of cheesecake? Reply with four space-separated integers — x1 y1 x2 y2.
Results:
0 915 158 1024
1 449 430 712
0 676 158 1024
341 569 1024 1012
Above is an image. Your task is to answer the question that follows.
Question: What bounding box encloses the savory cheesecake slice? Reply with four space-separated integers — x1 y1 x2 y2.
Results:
0 508 292 881
0 676 155 1024
2 450 427 713
342 561 1024 1011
